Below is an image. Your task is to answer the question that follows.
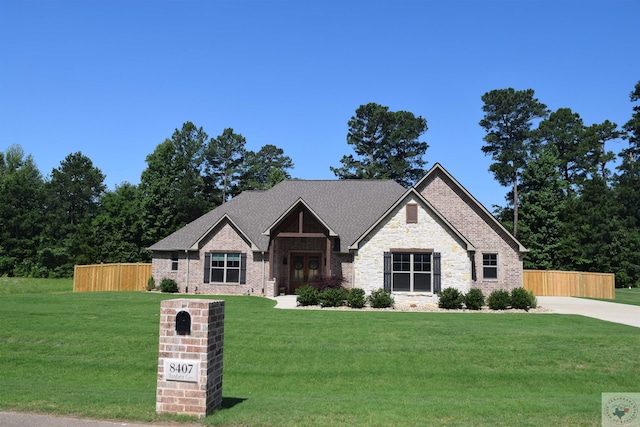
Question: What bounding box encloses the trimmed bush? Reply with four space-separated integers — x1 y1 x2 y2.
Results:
146 276 156 291
319 287 347 308
368 288 394 308
438 287 464 310
464 288 485 310
511 287 537 311
347 288 366 309
295 285 319 306
487 289 511 310
159 278 178 293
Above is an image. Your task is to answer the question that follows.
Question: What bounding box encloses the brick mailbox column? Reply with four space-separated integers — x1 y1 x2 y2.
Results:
156 299 224 418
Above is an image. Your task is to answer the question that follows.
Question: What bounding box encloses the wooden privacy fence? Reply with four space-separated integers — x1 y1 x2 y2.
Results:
523 270 615 299
74 263 152 292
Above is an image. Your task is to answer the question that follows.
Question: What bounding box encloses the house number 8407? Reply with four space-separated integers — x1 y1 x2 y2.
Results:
169 363 193 374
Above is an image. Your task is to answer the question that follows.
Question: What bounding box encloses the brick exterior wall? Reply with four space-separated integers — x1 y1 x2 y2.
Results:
156 299 224 418
415 169 524 294
152 220 352 298
354 195 472 305
151 221 268 296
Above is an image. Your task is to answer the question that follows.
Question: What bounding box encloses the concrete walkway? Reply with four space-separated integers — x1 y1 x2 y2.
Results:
271 295 298 309
537 296 640 328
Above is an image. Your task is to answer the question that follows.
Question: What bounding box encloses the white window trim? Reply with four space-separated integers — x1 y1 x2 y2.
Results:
482 253 498 281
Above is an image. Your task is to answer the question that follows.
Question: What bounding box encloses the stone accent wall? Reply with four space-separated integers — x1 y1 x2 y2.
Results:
416 169 524 294
354 195 472 304
156 299 224 418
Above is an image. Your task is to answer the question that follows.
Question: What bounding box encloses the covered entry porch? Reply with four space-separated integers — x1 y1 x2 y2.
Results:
264 201 338 295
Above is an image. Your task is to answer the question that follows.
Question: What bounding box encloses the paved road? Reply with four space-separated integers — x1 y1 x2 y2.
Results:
537 296 640 328
0 411 171 427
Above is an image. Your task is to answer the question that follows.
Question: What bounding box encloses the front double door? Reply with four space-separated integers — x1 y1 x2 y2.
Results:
290 253 321 294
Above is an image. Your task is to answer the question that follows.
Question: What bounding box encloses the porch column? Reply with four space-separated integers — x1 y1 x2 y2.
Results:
325 236 331 277
268 237 275 280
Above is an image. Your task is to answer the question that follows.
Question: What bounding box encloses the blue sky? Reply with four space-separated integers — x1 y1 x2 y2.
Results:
1 0 638 210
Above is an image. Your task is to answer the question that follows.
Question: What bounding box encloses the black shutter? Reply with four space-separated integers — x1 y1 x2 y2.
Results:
470 252 477 281
383 252 391 292
204 253 211 283
433 252 441 293
240 253 247 284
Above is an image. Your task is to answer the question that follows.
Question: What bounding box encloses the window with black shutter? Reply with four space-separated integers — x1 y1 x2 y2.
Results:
383 251 440 292
203 252 247 284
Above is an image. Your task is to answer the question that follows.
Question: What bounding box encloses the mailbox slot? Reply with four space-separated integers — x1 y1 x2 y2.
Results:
175 311 191 335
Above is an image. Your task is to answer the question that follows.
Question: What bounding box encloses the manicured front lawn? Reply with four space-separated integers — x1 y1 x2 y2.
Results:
585 287 640 306
613 287 640 306
0 288 638 426
0 277 73 295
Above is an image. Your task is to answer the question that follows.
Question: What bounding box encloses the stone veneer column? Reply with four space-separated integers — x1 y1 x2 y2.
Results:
156 299 224 418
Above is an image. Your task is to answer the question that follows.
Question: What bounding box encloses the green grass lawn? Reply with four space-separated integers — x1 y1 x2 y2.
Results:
0 276 73 295
0 280 638 426
612 287 640 306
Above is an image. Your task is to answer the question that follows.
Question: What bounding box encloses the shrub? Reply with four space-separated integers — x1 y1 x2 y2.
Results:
147 276 156 291
313 274 345 291
511 287 537 311
295 285 319 306
368 288 394 308
159 278 178 293
438 287 464 310
347 288 366 309
464 288 485 310
319 287 347 307
487 289 511 310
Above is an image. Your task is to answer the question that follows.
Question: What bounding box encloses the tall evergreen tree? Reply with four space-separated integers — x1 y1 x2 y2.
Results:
240 144 294 191
518 145 566 270
205 128 246 202
622 80 640 158
559 177 624 276
42 152 106 276
612 80 640 287
331 102 428 188
140 122 212 246
479 88 548 237
535 108 588 192
93 183 149 263
582 120 622 183
0 145 45 276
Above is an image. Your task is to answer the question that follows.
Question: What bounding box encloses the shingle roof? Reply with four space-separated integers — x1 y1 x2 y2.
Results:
148 179 407 252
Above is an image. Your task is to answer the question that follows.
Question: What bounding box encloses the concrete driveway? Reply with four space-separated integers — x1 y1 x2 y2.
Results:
537 296 640 328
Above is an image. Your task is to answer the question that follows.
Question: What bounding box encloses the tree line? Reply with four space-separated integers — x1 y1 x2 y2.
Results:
1 85 638 287
479 82 639 287
0 124 294 277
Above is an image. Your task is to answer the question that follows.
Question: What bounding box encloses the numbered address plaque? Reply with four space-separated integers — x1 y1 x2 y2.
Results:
163 358 200 383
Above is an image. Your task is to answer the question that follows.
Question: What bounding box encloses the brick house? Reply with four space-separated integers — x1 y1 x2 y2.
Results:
148 163 526 303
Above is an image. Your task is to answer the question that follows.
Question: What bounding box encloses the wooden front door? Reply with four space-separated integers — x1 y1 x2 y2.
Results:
290 253 321 294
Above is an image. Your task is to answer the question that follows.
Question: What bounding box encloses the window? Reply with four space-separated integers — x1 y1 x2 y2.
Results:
391 252 432 292
204 253 246 284
171 252 179 271
406 204 418 224
483 253 498 279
